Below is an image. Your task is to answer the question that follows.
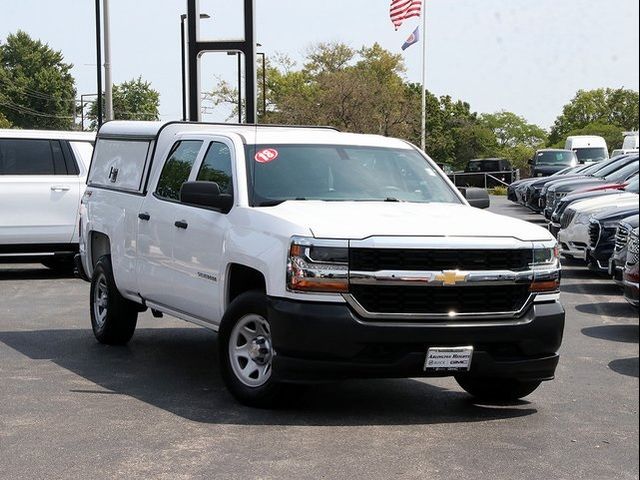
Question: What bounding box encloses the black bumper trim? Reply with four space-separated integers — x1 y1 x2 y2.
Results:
267 297 565 383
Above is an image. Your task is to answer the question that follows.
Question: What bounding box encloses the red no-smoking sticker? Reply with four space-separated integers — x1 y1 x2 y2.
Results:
255 148 279 164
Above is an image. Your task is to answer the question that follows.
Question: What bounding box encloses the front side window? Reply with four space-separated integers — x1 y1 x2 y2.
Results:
0 139 55 175
196 142 234 195
156 140 203 201
245 144 461 207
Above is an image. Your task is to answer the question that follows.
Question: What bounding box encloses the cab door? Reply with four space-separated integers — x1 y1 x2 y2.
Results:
136 139 205 307
169 138 236 325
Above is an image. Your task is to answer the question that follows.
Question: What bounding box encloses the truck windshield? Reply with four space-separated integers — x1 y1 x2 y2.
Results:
535 151 577 166
574 147 607 163
245 144 461 207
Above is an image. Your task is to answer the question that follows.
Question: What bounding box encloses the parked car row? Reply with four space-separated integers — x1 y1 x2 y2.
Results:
508 153 639 307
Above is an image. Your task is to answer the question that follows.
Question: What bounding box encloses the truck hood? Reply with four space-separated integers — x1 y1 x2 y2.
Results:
263 201 553 242
572 193 639 214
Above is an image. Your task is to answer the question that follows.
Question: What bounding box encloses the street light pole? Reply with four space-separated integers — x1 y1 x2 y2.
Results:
94 0 103 128
103 0 113 121
180 13 210 121
257 51 266 120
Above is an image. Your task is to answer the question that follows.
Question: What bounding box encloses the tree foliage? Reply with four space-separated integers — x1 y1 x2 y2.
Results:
0 112 12 128
0 30 76 130
203 43 638 171
549 88 639 145
88 76 160 129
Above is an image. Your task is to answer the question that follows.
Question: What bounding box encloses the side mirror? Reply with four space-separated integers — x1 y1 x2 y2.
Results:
459 187 490 209
180 181 233 213
528 158 534 165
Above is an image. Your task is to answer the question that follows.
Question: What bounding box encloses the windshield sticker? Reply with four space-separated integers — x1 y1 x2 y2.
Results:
255 148 279 164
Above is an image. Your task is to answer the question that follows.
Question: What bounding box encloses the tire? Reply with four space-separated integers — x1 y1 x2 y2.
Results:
218 291 285 408
456 376 542 402
89 255 138 345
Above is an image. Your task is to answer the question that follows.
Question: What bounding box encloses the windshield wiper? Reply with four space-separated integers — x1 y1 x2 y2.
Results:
384 197 402 202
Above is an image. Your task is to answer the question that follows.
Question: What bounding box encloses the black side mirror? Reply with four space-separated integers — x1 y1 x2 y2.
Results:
180 181 233 213
459 187 490 209
528 158 533 165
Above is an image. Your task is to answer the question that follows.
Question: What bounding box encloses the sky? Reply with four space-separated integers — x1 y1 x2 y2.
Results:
1 0 638 129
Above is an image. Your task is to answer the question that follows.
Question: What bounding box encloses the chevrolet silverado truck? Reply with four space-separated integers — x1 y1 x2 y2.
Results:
78 121 564 407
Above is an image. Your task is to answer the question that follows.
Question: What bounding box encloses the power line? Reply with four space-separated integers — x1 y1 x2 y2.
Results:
0 100 75 120
0 77 78 103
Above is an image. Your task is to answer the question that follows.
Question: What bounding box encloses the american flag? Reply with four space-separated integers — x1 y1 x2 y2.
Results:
390 0 422 30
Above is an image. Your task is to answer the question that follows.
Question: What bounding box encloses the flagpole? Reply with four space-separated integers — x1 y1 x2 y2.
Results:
420 1 427 151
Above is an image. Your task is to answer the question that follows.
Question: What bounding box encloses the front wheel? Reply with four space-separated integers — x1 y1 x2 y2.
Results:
89 255 138 345
456 376 542 401
219 291 285 408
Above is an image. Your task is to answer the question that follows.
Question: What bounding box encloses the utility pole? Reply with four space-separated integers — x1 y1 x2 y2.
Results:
103 0 114 121
94 0 103 128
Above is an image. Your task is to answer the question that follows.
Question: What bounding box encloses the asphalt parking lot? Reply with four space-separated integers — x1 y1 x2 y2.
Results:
1 195 638 480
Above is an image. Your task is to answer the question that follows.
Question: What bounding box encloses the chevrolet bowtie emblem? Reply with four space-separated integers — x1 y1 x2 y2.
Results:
435 270 469 286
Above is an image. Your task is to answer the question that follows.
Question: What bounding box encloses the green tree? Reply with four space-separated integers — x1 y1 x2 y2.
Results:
0 112 12 128
0 30 76 130
549 88 639 145
480 110 547 170
88 76 160 129
552 122 625 151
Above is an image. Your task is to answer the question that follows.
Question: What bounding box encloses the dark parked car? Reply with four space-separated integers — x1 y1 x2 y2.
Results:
588 207 640 273
609 215 640 286
542 155 638 218
524 161 608 213
623 228 639 307
549 174 639 237
465 158 512 173
529 149 578 178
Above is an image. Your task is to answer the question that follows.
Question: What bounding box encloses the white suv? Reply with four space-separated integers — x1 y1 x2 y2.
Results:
0 129 95 270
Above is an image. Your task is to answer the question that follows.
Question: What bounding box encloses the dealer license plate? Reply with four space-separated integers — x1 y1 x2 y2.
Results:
424 347 473 372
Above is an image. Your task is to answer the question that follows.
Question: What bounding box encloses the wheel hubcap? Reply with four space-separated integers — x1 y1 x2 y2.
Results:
229 314 273 388
93 273 108 328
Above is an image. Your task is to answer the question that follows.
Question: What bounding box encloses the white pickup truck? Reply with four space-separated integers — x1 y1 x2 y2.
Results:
79 121 564 407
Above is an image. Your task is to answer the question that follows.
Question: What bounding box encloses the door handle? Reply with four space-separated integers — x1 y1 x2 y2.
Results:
174 220 188 230
138 212 151 221
51 185 71 192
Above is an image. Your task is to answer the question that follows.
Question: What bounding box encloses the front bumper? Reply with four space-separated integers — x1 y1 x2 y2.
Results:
558 224 589 261
268 298 565 383
623 279 639 307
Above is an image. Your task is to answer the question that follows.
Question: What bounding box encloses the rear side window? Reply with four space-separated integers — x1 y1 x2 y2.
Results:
196 142 233 195
155 140 203 201
89 139 151 192
0 139 56 175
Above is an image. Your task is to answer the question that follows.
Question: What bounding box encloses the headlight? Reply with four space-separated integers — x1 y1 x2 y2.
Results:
574 213 592 226
287 237 349 293
530 244 561 293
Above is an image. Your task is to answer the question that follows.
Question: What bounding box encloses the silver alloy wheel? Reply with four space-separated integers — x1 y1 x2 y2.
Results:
229 314 273 388
93 272 109 328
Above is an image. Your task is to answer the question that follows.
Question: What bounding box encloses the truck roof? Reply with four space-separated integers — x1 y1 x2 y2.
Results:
97 121 414 149
0 129 95 141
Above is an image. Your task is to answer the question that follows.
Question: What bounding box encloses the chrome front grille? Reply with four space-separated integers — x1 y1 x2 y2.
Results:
589 220 601 248
615 224 630 252
561 209 577 229
627 232 639 265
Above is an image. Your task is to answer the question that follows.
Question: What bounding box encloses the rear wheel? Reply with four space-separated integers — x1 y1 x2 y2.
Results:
90 255 138 345
219 291 285 408
456 376 542 401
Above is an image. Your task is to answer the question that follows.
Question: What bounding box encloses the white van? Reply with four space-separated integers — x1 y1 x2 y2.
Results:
564 135 609 164
622 132 639 150
0 129 95 270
